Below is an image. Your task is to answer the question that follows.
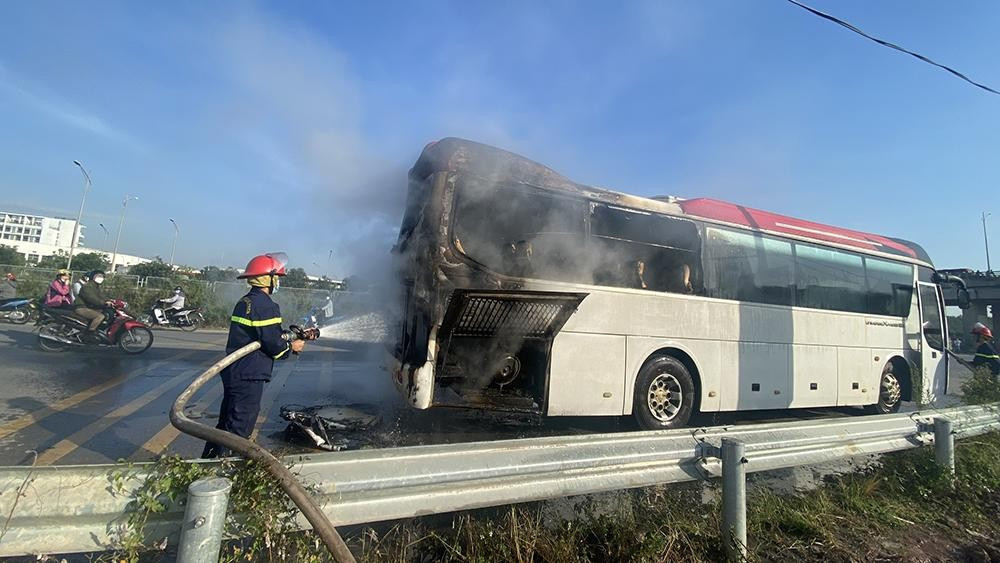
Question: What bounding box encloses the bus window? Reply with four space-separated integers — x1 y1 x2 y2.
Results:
590 205 701 293
703 227 794 305
918 284 944 351
795 243 867 313
452 182 588 281
864 257 913 317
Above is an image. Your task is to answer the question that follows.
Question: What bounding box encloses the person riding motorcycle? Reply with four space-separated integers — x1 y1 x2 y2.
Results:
971 322 1000 378
0 272 17 302
44 270 73 309
154 286 186 325
71 272 91 302
74 270 112 342
202 252 307 458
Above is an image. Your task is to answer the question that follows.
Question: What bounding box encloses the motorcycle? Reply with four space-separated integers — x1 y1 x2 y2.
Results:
36 299 154 354
0 297 33 324
137 303 204 332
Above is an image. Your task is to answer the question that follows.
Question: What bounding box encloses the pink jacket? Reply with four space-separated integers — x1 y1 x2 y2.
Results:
45 280 72 307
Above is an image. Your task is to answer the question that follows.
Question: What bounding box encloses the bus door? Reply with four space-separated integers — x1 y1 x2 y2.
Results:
916 282 948 403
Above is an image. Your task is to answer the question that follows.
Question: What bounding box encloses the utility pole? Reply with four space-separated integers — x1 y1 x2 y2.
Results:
983 212 992 272
110 194 139 273
67 161 92 271
169 218 179 266
98 223 110 250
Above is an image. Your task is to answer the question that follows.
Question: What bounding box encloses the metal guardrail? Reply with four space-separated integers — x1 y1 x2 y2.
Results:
1 403 998 557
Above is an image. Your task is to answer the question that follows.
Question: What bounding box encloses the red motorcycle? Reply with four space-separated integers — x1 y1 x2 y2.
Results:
36 299 154 354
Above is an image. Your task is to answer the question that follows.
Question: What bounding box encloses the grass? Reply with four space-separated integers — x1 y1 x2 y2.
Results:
350 430 1000 562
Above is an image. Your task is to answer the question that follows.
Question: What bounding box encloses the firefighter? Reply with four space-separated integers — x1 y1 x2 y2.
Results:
971 322 1000 378
201 252 307 458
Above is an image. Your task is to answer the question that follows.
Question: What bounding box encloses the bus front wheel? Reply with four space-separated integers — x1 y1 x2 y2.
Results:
633 355 696 430
865 362 903 415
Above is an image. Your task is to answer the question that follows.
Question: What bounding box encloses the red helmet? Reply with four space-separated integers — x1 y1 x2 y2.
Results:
971 322 993 340
238 252 289 279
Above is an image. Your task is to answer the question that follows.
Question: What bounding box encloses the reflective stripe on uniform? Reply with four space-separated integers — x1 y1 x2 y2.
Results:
273 344 290 360
230 315 283 327
975 353 1000 359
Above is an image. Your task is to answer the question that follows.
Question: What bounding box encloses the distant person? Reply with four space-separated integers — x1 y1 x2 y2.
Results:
202 253 307 459
631 260 649 290
71 272 91 302
44 270 73 309
74 270 111 342
971 323 1000 379
154 286 186 324
0 272 16 302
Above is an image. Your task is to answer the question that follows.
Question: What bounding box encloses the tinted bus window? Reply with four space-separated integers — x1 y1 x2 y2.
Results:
590 205 701 292
795 243 867 313
865 257 913 317
452 183 588 281
703 227 795 305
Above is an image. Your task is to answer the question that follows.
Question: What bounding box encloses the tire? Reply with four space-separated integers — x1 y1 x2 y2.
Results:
179 320 198 332
633 355 697 430
118 326 154 354
137 313 155 326
9 307 29 324
37 322 68 352
865 362 903 415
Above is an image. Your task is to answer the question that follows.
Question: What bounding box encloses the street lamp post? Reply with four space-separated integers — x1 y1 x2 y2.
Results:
110 194 139 273
983 212 992 272
169 218 179 266
67 161 92 271
98 223 110 250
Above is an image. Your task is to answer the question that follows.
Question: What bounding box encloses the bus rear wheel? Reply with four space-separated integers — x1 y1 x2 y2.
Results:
865 362 903 415
633 355 696 430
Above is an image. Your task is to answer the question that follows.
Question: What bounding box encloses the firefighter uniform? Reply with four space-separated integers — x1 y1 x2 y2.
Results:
973 341 1000 377
201 286 291 458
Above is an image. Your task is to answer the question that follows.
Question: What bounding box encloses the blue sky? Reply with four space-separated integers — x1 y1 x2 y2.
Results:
1 1 998 276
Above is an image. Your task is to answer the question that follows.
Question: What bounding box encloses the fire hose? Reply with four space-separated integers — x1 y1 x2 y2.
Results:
169 326 357 563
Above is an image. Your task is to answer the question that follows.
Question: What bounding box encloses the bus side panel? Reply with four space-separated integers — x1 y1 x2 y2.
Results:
623 337 723 414
837 348 874 405
788 345 838 408
548 332 626 416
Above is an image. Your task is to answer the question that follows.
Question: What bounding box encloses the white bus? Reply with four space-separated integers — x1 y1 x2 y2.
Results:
389 138 968 429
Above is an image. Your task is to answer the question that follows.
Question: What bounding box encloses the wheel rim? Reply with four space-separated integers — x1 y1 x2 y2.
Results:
121 328 151 352
10 309 27 323
880 371 901 408
647 373 683 422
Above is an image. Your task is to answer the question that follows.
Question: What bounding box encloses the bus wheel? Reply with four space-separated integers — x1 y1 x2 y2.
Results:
866 363 903 415
633 355 695 430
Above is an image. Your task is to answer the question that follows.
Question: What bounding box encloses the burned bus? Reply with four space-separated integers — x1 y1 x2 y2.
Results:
389 138 959 429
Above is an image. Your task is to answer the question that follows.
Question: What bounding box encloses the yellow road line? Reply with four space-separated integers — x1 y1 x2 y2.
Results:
0 348 198 442
138 379 224 457
35 366 204 466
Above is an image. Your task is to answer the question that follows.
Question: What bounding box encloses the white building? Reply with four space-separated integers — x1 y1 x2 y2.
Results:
0 210 149 269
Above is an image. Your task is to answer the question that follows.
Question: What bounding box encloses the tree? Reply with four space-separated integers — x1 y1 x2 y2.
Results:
282 267 310 289
71 252 110 272
0 245 25 267
129 260 174 278
199 266 240 282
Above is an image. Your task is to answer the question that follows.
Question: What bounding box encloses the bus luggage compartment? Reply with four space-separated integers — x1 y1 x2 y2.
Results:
433 289 587 413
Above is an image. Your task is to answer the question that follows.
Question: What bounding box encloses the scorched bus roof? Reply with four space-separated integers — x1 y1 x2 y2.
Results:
412 138 933 267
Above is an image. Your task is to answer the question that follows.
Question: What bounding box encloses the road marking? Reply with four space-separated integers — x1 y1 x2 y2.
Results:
34 365 205 466
0 348 199 442
249 361 296 441
138 379 224 457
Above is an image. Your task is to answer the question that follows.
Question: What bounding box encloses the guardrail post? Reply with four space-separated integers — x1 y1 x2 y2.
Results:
721 438 748 561
177 477 232 563
934 417 955 475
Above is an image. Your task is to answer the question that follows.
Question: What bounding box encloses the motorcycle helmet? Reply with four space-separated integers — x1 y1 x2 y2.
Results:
173 286 183 293
91 270 106 284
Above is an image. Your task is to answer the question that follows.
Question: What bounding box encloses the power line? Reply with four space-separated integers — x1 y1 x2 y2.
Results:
785 0 999 96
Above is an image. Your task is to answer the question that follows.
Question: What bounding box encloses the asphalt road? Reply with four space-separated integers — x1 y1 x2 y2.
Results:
0 320 977 467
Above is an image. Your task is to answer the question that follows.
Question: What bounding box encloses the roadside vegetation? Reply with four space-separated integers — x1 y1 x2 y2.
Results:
99 372 1000 562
